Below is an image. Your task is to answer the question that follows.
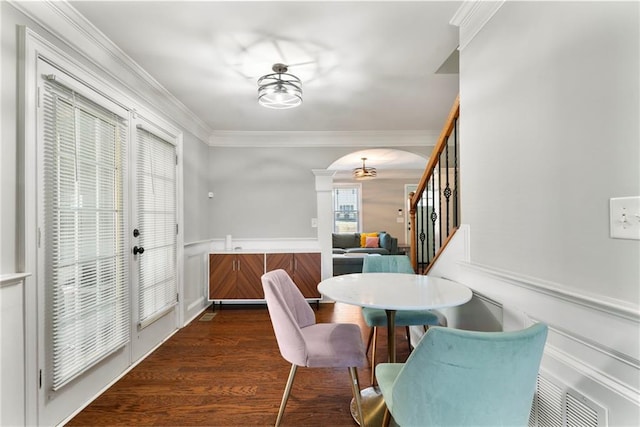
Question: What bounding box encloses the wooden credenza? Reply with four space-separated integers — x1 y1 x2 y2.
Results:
209 251 321 301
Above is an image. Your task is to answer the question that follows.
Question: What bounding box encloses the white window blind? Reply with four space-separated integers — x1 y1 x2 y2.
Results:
42 78 129 391
333 185 361 233
136 127 177 328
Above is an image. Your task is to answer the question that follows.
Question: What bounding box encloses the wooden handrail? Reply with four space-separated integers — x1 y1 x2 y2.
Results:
411 94 460 208
422 227 458 275
409 95 460 273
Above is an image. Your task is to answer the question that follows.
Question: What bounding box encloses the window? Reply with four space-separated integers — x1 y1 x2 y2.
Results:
332 184 362 232
42 74 129 390
136 126 177 328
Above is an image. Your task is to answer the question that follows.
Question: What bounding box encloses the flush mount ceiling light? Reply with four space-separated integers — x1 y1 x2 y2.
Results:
353 157 377 180
257 63 302 109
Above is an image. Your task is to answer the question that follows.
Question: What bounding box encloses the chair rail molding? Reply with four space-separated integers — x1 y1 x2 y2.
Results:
427 224 640 426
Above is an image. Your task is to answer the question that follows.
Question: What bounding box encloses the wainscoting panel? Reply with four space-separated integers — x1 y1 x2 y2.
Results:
428 225 640 426
183 241 212 325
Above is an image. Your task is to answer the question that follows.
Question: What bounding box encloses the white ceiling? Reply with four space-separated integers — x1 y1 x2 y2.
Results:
69 1 461 136
329 148 428 179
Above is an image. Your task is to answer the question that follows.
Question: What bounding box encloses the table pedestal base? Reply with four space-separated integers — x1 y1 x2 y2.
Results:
350 386 388 426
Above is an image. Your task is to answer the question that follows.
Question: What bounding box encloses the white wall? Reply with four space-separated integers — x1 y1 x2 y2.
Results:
357 176 422 241
434 1 640 425
1 2 213 424
206 145 427 239
182 131 213 243
460 1 639 303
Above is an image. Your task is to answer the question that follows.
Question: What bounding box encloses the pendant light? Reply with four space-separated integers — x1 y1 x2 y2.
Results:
257 63 302 109
353 158 377 180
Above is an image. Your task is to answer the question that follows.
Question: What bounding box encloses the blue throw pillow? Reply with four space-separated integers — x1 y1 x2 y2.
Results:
378 232 390 250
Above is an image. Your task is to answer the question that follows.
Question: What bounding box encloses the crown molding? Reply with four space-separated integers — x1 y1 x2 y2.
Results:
208 130 440 148
8 0 213 142
450 0 505 50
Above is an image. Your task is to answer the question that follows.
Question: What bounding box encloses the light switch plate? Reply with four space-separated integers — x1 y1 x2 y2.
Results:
610 196 640 240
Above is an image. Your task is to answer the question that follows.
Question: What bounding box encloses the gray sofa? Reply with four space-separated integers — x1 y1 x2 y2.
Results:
332 232 398 255
332 232 399 276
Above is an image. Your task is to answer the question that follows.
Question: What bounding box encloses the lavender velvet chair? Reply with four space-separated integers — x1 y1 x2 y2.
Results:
262 269 368 427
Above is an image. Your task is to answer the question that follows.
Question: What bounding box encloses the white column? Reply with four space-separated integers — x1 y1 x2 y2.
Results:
312 169 336 281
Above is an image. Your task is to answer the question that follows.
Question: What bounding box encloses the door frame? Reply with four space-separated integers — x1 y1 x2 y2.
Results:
20 27 184 426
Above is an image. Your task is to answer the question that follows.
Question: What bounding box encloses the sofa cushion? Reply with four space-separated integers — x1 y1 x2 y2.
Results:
365 236 380 248
360 232 379 247
379 232 390 251
333 233 361 249
346 247 390 255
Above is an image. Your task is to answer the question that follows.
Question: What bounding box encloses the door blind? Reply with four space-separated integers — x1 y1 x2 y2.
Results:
136 127 177 328
42 79 129 391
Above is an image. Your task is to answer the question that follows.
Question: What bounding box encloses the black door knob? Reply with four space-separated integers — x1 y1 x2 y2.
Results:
133 246 145 255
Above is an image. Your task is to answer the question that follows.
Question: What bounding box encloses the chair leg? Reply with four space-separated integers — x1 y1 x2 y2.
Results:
275 364 298 427
405 326 412 353
382 407 391 427
366 326 374 355
348 367 366 427
370 326 378 385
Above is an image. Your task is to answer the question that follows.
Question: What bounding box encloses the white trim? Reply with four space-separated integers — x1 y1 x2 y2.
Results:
8 0 211 142
428 225 640 424
545 343 639 405
20 25 187 425
19 26 41 427
450 0 505 51
460 261 640 322
186 296 206 314
209 130 440 147
0 273 31 286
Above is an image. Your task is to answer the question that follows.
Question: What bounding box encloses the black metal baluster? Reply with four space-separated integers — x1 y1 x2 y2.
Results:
430 176 437 263
438 154 443 249
419 192 429 271
453 117 459 227
444 134 451 236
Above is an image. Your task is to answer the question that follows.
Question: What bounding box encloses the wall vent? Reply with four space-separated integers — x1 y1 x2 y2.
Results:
531 374 563 427
529 372 607 427
565 388 607 427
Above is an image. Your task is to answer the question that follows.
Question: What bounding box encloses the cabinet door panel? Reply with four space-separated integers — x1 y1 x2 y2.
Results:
209 254 235 299
265 253 294 275
235 253 265 299
294 253 321 298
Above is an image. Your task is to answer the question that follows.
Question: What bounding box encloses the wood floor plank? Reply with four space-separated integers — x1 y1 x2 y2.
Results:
67 302 410 426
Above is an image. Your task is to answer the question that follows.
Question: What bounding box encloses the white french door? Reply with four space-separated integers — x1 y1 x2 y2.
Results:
130 119 179 361
33 55 180 423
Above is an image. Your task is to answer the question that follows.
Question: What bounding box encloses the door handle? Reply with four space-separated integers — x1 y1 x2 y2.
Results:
133 246 145 255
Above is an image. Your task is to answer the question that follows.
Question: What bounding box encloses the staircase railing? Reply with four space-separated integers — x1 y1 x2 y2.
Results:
409 95 460 274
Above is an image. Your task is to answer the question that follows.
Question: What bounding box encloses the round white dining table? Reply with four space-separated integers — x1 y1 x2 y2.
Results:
317 272 472 426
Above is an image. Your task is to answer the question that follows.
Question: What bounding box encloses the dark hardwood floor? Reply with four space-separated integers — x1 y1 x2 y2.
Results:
67 302 410 426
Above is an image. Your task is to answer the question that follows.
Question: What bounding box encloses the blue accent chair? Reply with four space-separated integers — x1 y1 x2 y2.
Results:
361 255 444 384
376 323 548 427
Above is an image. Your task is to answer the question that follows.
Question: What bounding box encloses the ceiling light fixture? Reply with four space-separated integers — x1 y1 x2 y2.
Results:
257 63 302 109
353 157 377 180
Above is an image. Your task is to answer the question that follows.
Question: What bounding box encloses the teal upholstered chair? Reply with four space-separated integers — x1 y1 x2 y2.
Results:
376 323 548 427
361 255 444 384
